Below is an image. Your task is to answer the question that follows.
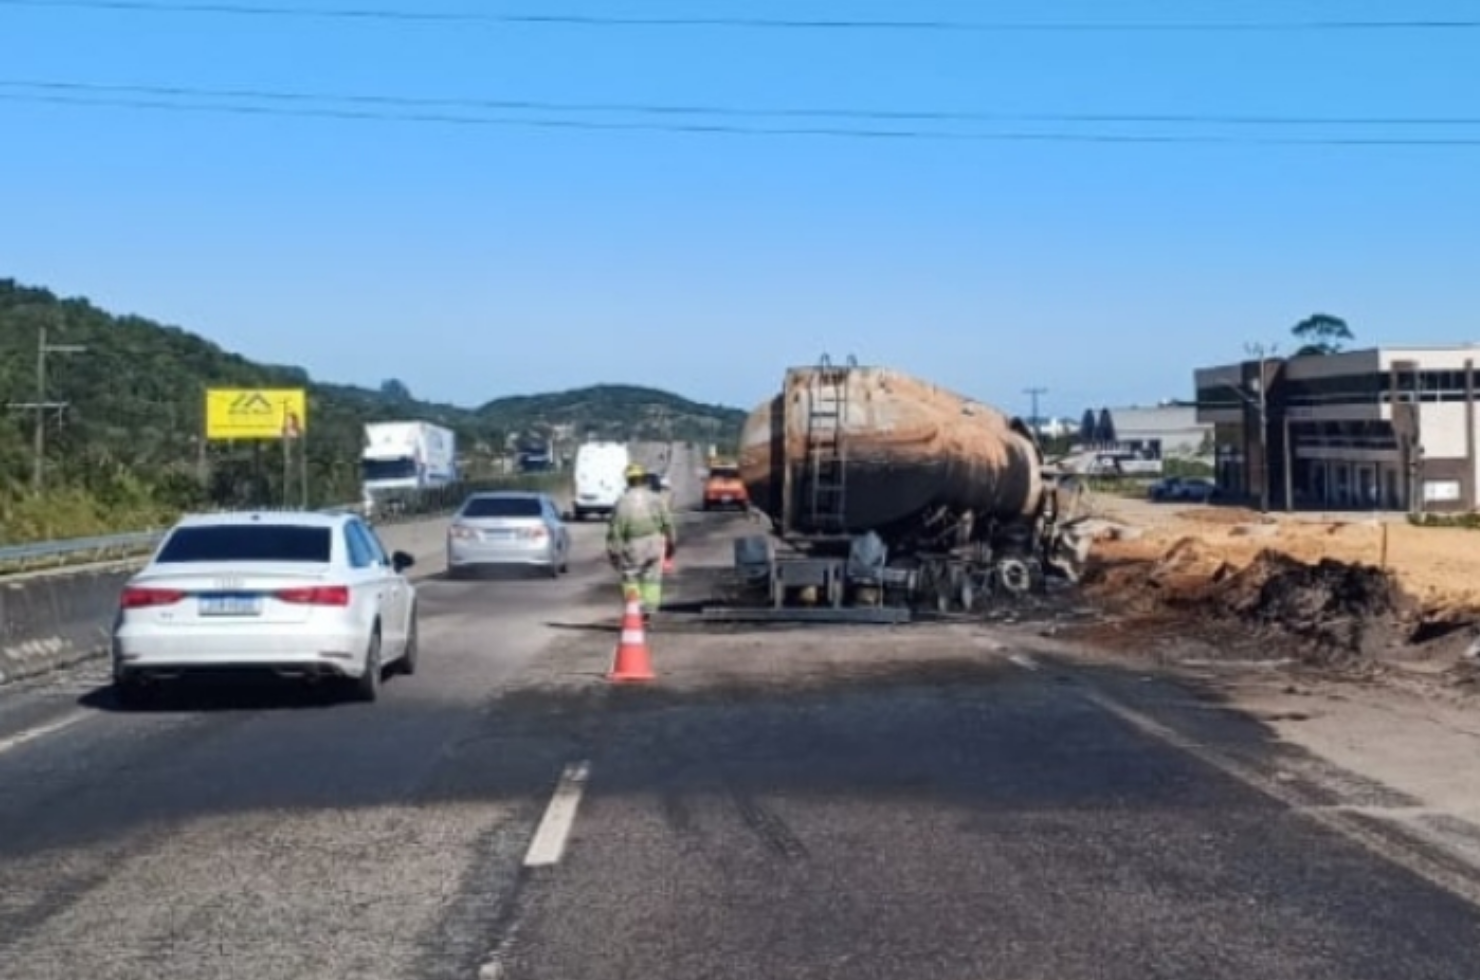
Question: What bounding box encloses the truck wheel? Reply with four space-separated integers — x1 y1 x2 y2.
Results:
996 558 1034 597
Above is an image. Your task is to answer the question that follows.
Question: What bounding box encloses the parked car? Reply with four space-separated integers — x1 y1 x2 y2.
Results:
1147 477 1185 501
1178 477 1219 502
447 491 570 579
111 511 418 706
1148 475 1219 503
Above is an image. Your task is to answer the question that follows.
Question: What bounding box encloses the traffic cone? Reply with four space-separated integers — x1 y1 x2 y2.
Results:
609 589 656 683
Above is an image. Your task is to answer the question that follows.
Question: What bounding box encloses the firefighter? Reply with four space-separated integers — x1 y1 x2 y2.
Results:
606 462 676 619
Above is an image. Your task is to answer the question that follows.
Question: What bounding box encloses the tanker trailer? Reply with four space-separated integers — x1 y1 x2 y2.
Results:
733 356 1089 611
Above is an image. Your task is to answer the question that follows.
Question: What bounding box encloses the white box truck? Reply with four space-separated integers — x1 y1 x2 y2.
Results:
571 441 630 521
361 421 458 514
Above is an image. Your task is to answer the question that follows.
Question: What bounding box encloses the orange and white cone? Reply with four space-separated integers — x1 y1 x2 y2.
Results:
609 589 656 683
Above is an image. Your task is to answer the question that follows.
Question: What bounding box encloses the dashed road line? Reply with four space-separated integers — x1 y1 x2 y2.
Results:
523 760 592 868
1008 653 1040 672
0 709 91 757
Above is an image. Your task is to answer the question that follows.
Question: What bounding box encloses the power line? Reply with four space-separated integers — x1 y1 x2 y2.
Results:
6 79 1480 129
9 90 1480 146
3 0 1479 32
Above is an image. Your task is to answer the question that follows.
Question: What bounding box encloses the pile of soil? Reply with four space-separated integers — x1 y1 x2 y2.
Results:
1174 506 1269 526
1179 550 1417 666
1077 546 1435 670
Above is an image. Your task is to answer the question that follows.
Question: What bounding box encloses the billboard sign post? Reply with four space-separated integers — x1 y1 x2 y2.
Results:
205 388 308 441
204 388 310 507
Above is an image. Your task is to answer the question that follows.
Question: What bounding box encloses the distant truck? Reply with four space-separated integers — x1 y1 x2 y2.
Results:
571 441 630 521
361 421 458 514
516 439 555 473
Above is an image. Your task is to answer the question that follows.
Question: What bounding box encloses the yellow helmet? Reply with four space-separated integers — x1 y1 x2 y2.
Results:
624 463 647 481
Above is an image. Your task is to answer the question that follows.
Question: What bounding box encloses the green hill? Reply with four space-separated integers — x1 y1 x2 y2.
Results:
478 384 746 446
0 278 743 543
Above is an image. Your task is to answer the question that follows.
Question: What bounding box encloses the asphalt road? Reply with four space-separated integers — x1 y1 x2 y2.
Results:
3 470 1479 978
496 650 1480 980
0 508 631 980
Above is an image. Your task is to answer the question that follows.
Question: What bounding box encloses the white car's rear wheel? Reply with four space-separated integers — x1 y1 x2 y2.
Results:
352 629 383 702
398 608 419 676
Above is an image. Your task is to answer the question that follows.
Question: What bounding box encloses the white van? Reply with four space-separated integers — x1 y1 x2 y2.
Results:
571 442 631 521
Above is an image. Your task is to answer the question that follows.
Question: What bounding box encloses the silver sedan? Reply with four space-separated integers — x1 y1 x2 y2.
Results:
446 491 571 579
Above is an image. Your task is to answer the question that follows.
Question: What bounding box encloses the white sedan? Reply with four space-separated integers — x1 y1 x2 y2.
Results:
111 510 419 705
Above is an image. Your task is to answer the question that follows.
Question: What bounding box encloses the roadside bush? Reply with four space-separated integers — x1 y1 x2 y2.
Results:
0 486 175 544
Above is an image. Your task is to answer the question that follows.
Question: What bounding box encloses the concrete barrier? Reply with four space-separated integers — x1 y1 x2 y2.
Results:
0 517 453 688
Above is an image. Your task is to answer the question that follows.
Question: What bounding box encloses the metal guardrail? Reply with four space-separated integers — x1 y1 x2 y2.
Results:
0 530 166 566
0 474 562 573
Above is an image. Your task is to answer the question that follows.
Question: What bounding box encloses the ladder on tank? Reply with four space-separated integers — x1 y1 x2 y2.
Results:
803 354 855 534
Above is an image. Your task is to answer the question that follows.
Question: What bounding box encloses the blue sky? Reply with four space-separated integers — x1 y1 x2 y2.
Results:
2 0 1478 420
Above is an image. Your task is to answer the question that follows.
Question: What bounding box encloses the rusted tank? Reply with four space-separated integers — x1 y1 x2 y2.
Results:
737 362 1047 545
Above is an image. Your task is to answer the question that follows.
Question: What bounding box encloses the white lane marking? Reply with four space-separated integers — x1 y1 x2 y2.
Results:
523 760 592 867
0 710 91 756
1009 653 1040 672
1083 688 1480 910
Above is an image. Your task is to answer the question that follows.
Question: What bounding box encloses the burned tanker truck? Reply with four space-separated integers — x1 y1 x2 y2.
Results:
710 356 1092 621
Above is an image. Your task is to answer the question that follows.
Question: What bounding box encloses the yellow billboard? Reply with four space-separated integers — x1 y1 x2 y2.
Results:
204 388 308 440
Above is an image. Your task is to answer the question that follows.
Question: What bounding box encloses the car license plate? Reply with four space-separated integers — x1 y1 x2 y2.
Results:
483 529 513 539
199 594 262 616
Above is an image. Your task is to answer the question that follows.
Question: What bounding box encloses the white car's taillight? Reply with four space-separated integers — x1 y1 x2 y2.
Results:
120 587 185 609
274 586 350 606
449 524 478 540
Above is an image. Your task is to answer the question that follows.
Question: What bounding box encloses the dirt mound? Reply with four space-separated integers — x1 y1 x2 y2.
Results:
1174 507 1269 525
1181 550 1416 666
1078 547 1429 670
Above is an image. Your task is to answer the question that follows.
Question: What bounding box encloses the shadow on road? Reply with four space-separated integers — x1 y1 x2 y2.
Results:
76 670 388 714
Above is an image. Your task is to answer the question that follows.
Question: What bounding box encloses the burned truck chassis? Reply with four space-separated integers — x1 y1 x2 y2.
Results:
704 490 1090 624
718 356 1094 623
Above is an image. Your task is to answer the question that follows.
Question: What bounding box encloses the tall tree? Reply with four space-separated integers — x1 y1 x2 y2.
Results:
1079 409 1097 443
380 378 413 401
1291 313 1354 356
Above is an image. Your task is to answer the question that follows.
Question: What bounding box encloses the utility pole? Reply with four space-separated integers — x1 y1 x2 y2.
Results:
5 322 86 492
1243 342 1277 513
1023 386 1047 434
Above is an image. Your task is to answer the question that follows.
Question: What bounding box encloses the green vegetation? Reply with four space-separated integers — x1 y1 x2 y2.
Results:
479 384 743 445
1290 313 1354 357
0 278 744 544
1163 457 1215 479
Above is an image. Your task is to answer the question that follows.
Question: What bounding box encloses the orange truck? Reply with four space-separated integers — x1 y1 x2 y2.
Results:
702 458 749 511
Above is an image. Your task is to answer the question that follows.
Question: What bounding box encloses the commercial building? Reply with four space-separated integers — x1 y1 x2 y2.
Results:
1194 346 1480 512
1072 403 1212 474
